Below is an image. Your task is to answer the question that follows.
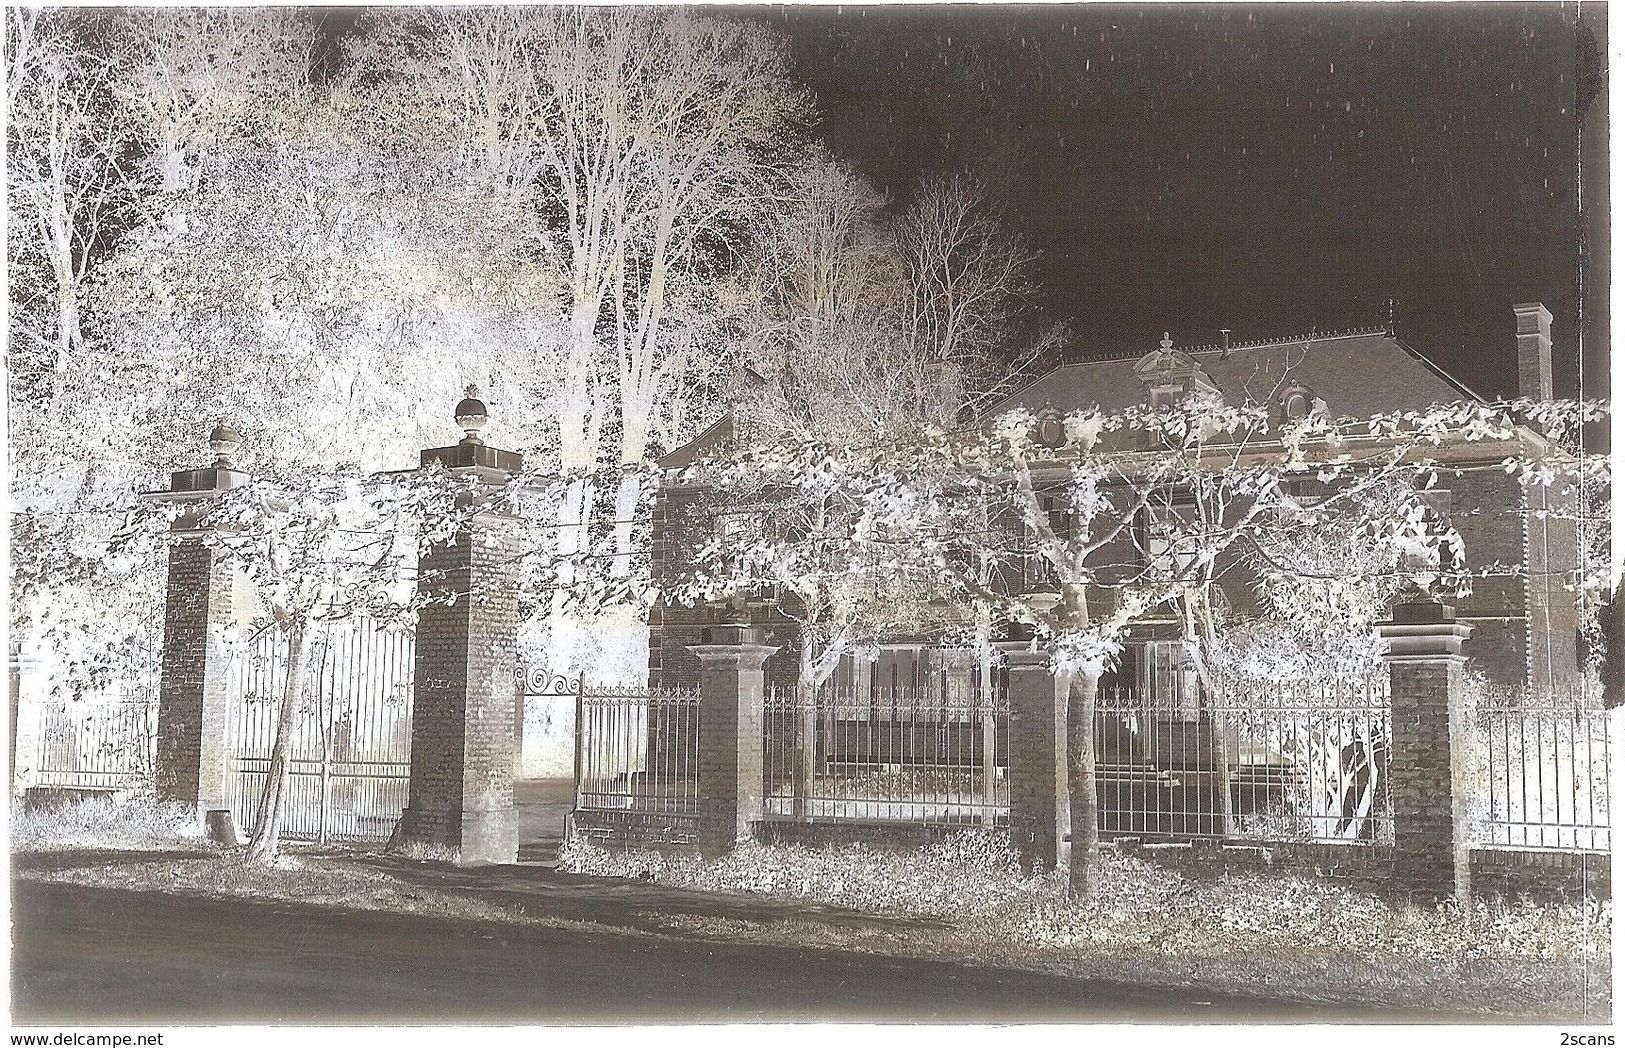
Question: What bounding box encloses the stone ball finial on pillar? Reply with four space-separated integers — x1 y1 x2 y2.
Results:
208 423 242 468
455 386 489 446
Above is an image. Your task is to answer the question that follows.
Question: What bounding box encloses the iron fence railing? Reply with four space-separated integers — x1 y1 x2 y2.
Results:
1110 682 1394 845
28 630 161 794
574 686 701 815
762 684 1010 825
568 663 1611 856
1473 701 1611 852
35 699 158 791
225 620 415 843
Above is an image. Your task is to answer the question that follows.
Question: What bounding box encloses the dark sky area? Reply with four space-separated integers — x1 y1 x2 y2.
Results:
311 4 1606 401
759 2 1607 401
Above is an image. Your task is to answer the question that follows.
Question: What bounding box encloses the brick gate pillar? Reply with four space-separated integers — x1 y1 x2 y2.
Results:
998 643 1068 872
155 425 252 828
1379 602 1475 901
10 641 45 797
689 625 777 854
397 392 524 865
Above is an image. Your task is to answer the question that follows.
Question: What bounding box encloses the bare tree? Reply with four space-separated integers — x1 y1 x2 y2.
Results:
732 156 1050 445
893 171 1043 401
528 8 809 585
753 147 894 336
339 8 544 202
728 150 941 444
6 9 135 377
113 8 314 237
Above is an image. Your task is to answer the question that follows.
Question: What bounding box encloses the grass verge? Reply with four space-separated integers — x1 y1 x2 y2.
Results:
12 794 204 852
560 830 1612 1019
12 806 1611 1020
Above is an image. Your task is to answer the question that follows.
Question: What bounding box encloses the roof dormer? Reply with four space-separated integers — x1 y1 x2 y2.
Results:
1133 333 1220 409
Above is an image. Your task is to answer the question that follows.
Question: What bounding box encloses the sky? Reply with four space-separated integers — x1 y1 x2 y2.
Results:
763 3 1607 402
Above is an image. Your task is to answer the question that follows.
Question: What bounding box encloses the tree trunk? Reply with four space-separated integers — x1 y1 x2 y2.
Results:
978 638 997 828
245 620 312 865
1180 608 1237 839
609 470 643 579
315 628 332 847
793 677 817 821
548 474 596 673
1066 669 1101 899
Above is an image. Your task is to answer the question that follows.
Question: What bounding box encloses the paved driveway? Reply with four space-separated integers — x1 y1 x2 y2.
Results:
9 878 1472 1025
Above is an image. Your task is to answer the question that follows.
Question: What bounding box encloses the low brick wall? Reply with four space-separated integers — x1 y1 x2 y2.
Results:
570 809 700 849
1470 847 1610 901
754 818 995 851
1108 837 1611 900
1111 838 1396 890
23 785 122 811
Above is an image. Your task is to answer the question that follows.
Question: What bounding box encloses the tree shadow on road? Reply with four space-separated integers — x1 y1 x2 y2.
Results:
351 852 954 938
12 847 223 873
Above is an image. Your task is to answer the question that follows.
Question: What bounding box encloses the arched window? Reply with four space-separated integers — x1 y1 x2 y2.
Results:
1280 384 1317 422
1033 403 1065 448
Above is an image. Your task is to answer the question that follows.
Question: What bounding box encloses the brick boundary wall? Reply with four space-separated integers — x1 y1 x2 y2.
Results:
754 819 982 851
1110 837 1610 901
571 809 701 849
1468 846 1610 900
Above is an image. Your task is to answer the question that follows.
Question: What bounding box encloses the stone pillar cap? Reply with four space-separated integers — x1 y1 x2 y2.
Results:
699 624 766 646
1388 601 1457 624
993 640 1052 667
1378 603 1473 661
687 641 780 668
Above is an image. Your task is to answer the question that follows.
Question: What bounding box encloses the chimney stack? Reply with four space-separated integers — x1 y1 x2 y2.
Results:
1512 302 1553 401
1219 328 1232 357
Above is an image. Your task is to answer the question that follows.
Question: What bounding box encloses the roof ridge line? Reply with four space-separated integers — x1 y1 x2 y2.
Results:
1062 325 1392 364
1185 325 1390 353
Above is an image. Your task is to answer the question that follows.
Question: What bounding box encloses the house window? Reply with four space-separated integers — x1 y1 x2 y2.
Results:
1279 384 1322 424
1140 501 1198 580
1137 640 1202 720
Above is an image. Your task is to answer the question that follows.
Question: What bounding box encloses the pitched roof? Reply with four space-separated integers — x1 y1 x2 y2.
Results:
659 415 735 469
985 328 1484 421
661 329 1488 467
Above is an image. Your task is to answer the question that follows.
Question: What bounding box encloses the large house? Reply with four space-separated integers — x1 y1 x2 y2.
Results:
650 302 1584 709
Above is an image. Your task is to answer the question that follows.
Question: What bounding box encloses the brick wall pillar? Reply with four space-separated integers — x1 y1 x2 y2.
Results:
155 428 251 823
397 393 524 865
689 626 777 854
1379 602 1475 901
999 643 1068 872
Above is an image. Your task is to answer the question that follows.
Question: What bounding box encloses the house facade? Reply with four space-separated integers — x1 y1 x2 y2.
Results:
650 303 1585 706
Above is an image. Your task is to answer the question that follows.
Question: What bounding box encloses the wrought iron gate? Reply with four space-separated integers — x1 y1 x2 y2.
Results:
226 619 414 843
